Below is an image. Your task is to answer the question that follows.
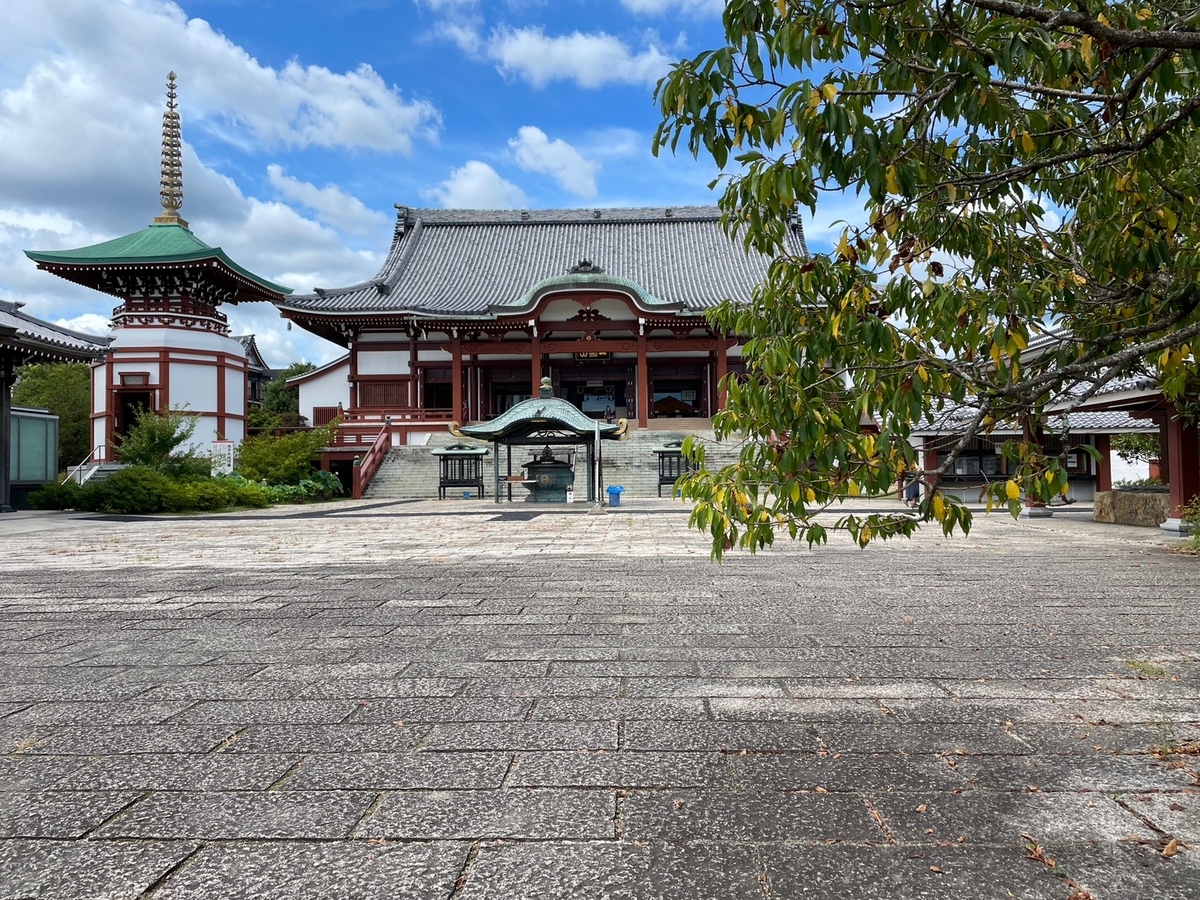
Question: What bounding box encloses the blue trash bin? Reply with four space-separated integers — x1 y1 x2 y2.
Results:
606 486 625 507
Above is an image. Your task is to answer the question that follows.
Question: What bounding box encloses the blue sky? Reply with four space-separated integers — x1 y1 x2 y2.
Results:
0 0 850 367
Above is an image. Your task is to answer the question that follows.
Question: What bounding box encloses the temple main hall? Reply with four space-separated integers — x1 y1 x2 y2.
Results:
281 206 808 435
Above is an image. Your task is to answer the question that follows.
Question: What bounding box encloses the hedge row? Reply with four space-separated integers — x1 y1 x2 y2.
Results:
30 468 343 515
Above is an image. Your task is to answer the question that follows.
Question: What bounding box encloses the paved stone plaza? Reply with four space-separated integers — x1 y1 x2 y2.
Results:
0 499 1197 899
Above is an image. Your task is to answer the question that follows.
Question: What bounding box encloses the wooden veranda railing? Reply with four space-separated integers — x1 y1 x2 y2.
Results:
351 425 390 500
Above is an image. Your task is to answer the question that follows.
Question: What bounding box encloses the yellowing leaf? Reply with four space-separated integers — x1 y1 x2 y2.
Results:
1021 131 1035 155
885 165 899 195
1080 34 1093 68
805 487 817 503
933 493 945 520
847 481 860 497
945 183 956 202
1005 480 1021 501
820 83 838 103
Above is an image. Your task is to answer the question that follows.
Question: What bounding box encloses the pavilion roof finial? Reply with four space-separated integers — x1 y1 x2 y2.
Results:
154 71 187 228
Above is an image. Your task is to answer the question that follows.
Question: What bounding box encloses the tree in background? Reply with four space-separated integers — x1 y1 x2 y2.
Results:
263 361 316 417
12 362 91 466
655 1 1200 555
1112 433 1160 467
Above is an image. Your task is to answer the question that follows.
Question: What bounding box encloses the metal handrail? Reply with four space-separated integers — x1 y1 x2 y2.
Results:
62 445 107 485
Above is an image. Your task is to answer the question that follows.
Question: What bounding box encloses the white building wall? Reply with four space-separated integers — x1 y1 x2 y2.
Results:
225 369 246 419
169 363 219 412
358 349 410 375
296 359 351 425
91 364 107 415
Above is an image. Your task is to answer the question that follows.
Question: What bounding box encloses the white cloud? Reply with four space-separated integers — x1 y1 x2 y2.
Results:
266 166 389 237
436 21 485 54
0 0 440 155
425 161 526 208
0 0 403 368
54 313 112 337
508 127 600 197
486 26 672 88
620 0 723 14
415 0 478 9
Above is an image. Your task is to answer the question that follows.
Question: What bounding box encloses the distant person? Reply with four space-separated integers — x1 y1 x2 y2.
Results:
904 466 921 507
604 405 615 424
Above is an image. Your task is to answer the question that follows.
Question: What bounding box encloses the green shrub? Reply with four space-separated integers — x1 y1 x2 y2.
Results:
236 422 336 485
118 407 200 470
1182 496 1200 551
81 466 176 514
28 480 84 510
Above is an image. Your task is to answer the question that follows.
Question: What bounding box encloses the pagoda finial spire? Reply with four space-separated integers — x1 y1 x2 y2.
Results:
154 71 187 227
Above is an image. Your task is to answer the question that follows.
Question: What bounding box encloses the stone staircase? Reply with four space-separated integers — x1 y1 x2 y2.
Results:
65 462 126 486
362 426 744 501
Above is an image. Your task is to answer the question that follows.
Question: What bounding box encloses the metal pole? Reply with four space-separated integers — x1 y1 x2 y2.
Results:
589 418 604 514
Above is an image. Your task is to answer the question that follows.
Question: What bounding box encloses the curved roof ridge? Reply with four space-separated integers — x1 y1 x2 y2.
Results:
415 206 721 225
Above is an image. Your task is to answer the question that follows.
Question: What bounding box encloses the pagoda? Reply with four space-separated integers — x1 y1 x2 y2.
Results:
25 73 291 460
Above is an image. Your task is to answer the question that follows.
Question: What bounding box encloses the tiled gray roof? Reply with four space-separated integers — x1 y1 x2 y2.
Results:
911 405 1156 436
0 299 110 362
280 206 808 318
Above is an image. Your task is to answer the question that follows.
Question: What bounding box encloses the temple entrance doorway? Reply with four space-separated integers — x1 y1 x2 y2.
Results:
649 363 706 418
560 379 627 419
115 390 154 444
555 363 629 420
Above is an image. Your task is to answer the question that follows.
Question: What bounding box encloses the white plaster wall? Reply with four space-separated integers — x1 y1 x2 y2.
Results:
417 349 452 362
111 360 162 382
91 419 107 461
109 328 244 356
170 363 219 412
540 296 637 321
225 369 246 419
297 360 351 424
358 349 410 375
221 417 245 444
360 331 408 342
92 363 107 414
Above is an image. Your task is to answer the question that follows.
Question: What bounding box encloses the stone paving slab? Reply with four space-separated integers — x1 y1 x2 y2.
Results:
356 788 616 840
95 790 377 840
0 500 1197 898
0 838 199 899
153 841 470 900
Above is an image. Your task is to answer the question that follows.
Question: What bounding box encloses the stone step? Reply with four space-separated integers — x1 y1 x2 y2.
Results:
363 430 743 500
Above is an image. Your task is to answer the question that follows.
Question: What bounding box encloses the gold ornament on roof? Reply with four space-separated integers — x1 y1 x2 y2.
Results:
154 71 187 227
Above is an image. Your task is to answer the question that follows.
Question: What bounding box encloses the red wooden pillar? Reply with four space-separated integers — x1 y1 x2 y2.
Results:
637 330 649 429
1165 410 1200 525
1094 433 1112 493
922 436 939 490
451 333 463 421
348 338 359 411
530 331 541 395
715 338 729 413
408 334 418 408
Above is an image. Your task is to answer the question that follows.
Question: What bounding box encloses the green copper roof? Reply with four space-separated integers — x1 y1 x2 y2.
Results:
453 378 626 442
25 223 292 297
